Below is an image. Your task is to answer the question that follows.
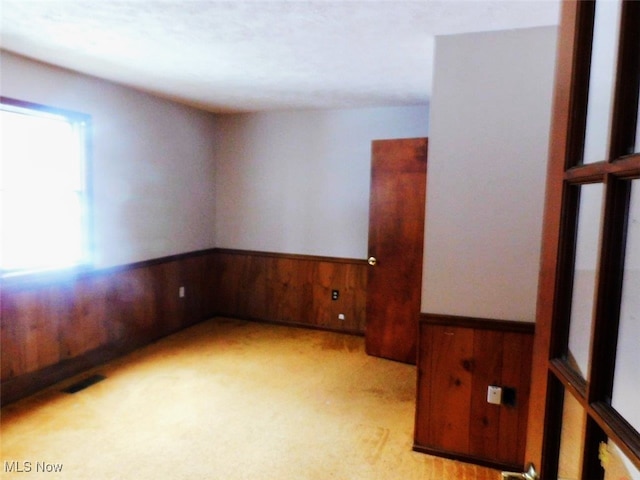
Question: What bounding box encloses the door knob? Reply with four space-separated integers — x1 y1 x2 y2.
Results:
368 256 377 266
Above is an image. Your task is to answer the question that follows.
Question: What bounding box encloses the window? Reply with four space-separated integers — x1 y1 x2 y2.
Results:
0 97 91 275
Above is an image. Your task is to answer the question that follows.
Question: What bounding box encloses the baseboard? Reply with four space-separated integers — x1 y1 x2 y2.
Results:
412 443 523 472
218 314 365 337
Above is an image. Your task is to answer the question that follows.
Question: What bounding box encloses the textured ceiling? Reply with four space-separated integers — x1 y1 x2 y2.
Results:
0 1 561 113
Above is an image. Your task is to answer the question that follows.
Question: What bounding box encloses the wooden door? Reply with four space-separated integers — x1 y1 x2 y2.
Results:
365 138 427 364
526 1 640 478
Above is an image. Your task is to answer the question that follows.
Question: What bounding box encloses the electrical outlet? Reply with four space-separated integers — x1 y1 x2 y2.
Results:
487 385 502 405
179 286 185 298
338 313 345 320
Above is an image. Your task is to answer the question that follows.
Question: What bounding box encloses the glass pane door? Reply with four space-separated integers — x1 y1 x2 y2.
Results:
566 184 604 381
611 180 640 433
583 0 622 164
539 1 640 478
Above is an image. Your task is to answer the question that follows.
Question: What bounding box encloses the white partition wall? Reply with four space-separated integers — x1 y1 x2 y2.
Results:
422 27 558 322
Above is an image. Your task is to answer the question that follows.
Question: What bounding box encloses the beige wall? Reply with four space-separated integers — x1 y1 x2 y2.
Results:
421 27 558 322
1 51 427 266
212 106 428 258
1 51 218 268
3 25 560 328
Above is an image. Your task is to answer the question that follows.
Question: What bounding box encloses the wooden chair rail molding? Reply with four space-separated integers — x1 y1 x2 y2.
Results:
414 313 535 472
1 248 368 405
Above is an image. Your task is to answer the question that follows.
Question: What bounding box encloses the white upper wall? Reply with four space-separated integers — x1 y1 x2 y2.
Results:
1 51 427 267
0 51 218 268
422 26 558 321
213 106 429 258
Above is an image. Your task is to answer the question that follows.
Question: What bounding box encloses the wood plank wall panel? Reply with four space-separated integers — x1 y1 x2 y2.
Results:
469 329 503 460
267 257 305 324
108 268 157 350
498 332 533 465
66 277 108 359
154 261 184 335
422 324 474 453
210 252 268 319
210 250 367 334
1 249 367 404
323 259 367 333
1 290 32 379
1 251 213 405
414 314 535 471
180 255 210 326
310 260 337 328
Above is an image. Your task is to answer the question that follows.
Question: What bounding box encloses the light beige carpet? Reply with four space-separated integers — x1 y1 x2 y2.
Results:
1 318 499 479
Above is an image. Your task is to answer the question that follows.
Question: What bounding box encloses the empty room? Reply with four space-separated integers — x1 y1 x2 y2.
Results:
1 1 639 479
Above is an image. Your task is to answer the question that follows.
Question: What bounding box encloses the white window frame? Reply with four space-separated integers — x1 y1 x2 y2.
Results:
0 97 92 277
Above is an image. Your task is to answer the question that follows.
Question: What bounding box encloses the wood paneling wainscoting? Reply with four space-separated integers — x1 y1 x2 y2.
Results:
1 250 217 405
211 249 367 334
1 249 367 405
413 313 534 472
